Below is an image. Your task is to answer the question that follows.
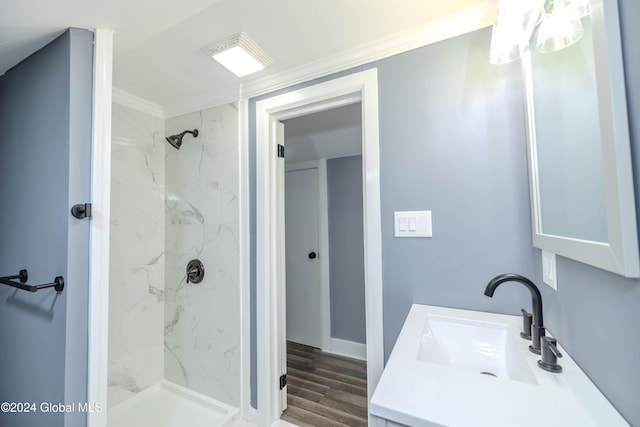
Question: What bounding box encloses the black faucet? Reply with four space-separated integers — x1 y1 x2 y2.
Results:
484 273 545 354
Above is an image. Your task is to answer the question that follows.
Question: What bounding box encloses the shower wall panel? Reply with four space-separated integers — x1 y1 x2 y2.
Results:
164 103 240 406
108 103 166 407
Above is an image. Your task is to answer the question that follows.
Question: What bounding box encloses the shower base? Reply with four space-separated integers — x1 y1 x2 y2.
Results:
108 381 238 427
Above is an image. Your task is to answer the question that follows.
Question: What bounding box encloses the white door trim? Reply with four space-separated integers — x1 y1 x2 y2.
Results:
87 28 113 427
255 68 383 426
285 160 331 353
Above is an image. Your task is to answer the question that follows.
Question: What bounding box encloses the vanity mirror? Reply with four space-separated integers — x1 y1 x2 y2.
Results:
520 0 639 277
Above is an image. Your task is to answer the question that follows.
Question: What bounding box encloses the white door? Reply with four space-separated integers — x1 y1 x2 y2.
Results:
275 121 288 413
285 167 322 348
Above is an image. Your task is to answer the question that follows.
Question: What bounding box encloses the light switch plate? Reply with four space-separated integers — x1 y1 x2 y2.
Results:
542 250 557 291
394 211 432 237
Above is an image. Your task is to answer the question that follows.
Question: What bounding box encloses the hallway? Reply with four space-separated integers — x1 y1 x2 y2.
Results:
282 342 368 426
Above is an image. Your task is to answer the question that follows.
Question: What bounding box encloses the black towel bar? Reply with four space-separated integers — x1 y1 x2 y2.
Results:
0 269 64 293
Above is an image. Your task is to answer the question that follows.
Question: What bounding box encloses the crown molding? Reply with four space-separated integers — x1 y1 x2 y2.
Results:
112 87 165 119
163 3 496 117
241 5 496 99
163 85 241 119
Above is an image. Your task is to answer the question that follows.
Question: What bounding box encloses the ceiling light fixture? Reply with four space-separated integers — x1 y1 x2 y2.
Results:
489 0 591 65
489 0 537 64
207 32 273 77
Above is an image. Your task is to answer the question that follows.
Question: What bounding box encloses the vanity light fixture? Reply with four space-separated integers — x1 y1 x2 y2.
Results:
489 0 540 64
489 0 591 64
207 32 273 77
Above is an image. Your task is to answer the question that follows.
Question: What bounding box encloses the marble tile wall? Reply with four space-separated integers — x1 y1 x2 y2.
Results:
108 103 166 407
164 103 240 406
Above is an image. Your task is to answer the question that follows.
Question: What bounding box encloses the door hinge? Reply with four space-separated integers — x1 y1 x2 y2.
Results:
71 203 92 220
279 374 287 390
277 144 285 158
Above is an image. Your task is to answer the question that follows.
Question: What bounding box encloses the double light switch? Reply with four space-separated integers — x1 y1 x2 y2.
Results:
394 211 432 237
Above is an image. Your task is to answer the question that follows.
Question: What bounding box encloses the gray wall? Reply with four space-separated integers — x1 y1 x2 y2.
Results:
375 28 533 358
327 155 366 344
250 4 640 424
0 29 93 427
528 1 640 425
249 27 533 406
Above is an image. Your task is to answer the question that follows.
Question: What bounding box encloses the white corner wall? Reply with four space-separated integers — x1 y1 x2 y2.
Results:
108 103 166 407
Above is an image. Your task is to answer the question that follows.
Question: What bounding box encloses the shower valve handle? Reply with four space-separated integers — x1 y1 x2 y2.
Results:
186 259 205 284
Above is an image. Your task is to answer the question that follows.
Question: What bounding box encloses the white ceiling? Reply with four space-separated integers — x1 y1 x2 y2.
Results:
1 0 498 111
0 0 222 74
284 103 362 164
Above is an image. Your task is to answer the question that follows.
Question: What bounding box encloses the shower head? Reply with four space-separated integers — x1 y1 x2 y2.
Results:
166 129 199 150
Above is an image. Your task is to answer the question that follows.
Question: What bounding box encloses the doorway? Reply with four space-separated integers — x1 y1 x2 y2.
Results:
281 103 367 425
283 102 366 356
254 69 383 426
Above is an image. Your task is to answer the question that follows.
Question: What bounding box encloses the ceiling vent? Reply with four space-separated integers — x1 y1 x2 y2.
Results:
207 32 273 77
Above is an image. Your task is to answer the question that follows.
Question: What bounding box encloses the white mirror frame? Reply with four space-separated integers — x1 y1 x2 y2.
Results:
522 0 640 278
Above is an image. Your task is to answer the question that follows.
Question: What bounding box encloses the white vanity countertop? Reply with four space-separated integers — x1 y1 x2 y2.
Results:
369 304 629 427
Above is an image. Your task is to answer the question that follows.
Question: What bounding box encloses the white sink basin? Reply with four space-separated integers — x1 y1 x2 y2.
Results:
370 304 629 427
418 314 536 384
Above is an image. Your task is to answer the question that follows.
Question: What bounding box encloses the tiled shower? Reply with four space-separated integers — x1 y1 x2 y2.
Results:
107 102 241 410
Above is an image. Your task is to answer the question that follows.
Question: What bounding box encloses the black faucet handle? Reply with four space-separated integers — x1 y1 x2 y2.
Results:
520 309 532 340
538 336 563 373
547 339 562 358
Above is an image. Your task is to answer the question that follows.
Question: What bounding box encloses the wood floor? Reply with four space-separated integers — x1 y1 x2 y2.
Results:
282 341 368 427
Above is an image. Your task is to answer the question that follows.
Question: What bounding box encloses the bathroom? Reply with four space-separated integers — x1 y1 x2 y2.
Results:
0 0 639 426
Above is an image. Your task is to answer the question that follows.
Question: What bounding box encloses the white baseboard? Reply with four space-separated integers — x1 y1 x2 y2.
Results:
326 338 367 361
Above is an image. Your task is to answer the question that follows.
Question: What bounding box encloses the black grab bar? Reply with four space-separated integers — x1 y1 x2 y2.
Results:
0 269 64 293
